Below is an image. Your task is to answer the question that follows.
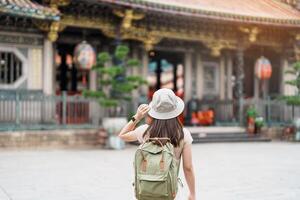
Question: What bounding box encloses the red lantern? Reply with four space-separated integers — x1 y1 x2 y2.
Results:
74 41 96 70
255 56 272 80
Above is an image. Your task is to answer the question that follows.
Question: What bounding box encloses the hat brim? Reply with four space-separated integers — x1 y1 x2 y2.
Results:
148 96 185 120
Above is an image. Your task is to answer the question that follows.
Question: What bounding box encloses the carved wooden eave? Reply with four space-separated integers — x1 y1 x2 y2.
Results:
59 14 290 54
60 15 238 52
32 0 70 41
0 0 60 21
60 15 114 30
289 31 300 60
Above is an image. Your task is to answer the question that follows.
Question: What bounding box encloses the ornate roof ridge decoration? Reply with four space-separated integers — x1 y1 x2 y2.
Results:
99 0 300 27
0 0 60 21
279 0 300 12
280 0 299 6
43 0 71 9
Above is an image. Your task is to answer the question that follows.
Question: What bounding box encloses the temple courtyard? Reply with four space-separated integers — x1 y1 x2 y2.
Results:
0 142 299 200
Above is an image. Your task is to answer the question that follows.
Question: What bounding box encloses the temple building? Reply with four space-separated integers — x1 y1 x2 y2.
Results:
0 0 300 129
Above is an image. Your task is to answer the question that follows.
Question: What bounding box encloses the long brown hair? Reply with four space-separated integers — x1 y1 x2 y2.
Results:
143 117 184 147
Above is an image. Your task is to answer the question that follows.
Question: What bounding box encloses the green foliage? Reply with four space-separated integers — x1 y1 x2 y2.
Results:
281 61 300 106
246 106 257 118
83 44 148 116
114 45 129 60
127 59 140 67
82 90 105 98
97 52 111 64
280 95 300 106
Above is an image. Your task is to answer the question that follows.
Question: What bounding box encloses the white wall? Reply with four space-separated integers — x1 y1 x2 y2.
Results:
28 48 43 90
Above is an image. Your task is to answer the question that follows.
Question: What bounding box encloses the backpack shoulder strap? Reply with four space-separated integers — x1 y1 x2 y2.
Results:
179 139 185 157
176 140 185 175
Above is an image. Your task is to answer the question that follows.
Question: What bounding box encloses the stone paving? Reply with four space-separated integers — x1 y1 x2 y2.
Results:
0 142 299 200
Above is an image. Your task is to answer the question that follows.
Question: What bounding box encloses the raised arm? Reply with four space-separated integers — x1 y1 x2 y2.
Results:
118 104 150 142
182 143 196 200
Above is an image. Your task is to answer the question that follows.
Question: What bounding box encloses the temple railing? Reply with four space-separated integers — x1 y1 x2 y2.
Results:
193 98 300 126
0 90 299 131
243 98 300 126
0 90 105 131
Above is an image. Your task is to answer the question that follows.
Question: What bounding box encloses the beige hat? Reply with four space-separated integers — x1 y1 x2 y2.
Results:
148 88 185 120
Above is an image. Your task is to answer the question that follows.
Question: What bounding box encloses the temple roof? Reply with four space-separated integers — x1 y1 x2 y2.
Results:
100 0 300 27
0 0 60 21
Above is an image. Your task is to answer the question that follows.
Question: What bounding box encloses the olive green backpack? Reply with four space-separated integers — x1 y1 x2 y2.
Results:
134 137 183 200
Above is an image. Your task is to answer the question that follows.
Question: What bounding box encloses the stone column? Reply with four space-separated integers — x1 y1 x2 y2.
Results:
88 68 99 125
236 48 245 125
195 53 203 99
89 71 97 91
226 53 233 99
254 73 260 99
184 52 193 102
43 39 54 95
219 55 226 100
131 47 140 108
281 58 297 96
141 49 149 100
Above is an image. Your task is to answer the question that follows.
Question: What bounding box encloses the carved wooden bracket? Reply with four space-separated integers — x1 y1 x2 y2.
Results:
294 34 300 61
121 28 162 51
203 40 237 57
113 9 145 29
143 35 162 51
287 32 300 61
34 21 66 42
239 26 260 43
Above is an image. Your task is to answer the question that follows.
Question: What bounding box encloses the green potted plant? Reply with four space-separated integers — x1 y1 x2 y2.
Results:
84 44 147 149
246 106 257 134
281 61 300 141
246 106 257 119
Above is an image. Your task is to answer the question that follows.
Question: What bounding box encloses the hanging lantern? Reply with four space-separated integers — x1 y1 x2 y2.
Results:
255 56 272 80
73 41 96 70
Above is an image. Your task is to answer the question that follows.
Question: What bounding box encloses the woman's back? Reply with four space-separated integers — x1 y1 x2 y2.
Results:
133 123 193 160
118 88 196 200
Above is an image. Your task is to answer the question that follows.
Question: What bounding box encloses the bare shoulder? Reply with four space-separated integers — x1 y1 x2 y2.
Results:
133 123 150 143
138 123 149 130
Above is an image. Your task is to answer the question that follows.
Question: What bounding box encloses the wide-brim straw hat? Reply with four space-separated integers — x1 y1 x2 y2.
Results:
148 88 185 120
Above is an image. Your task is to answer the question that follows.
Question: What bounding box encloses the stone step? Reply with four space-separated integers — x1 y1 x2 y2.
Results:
186 126 246 134
186 126 271 143
192 132 249 138
130 126 271 144
192 136 271 143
